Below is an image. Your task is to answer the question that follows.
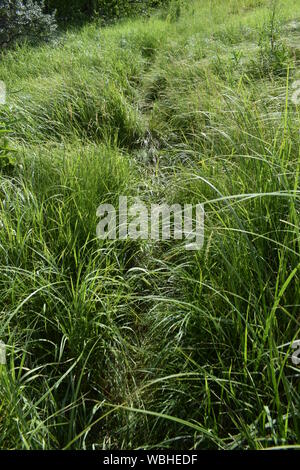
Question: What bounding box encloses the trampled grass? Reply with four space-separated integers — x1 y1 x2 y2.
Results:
0 0 299 449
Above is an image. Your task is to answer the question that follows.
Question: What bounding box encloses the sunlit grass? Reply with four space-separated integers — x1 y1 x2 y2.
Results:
0 0 299 449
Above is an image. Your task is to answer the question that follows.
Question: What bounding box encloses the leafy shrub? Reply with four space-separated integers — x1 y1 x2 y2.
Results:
0 0 57 49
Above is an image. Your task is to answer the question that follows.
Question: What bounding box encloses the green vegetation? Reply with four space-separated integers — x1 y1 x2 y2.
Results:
44 0 168 21
0 0 299 449
0 1 57 49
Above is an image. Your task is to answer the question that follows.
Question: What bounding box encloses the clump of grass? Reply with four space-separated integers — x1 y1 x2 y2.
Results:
0 0 300 450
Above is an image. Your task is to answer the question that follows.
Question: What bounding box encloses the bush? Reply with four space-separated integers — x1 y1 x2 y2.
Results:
0 0 57 49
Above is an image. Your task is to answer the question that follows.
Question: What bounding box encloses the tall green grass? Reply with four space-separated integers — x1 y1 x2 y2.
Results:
0 0 299 449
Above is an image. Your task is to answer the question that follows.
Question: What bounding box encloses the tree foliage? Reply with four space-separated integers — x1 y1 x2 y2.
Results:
0 0 57 48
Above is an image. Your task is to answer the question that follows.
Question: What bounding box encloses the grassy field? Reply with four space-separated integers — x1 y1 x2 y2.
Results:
0 0 299 449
